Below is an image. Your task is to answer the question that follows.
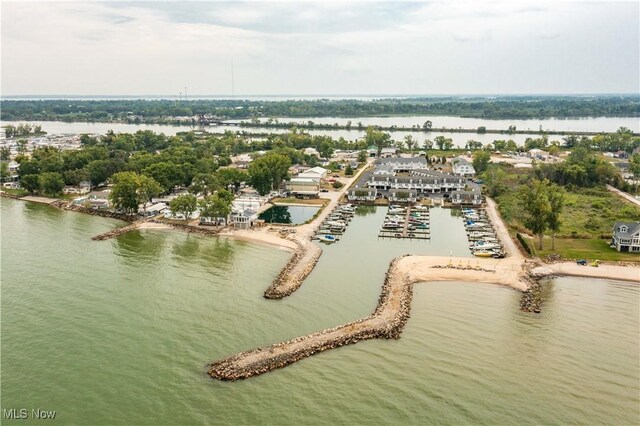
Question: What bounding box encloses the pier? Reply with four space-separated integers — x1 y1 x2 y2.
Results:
378 205 430 240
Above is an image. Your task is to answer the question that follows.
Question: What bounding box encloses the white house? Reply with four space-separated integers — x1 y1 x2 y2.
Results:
450 190 483 205
611 222 640 253
8 161 20 173
299 166 328 180
452 157 476 177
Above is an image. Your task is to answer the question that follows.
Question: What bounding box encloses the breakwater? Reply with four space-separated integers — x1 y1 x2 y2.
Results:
148 219 223 236
209 256 412 380
92 222 142 240
263 240 323 299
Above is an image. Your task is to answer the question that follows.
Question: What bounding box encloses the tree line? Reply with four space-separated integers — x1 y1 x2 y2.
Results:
2 95 638 122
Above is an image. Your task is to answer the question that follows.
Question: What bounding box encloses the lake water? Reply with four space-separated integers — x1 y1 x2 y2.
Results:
2 199 638 425
2 116 637 149
258 205 320 225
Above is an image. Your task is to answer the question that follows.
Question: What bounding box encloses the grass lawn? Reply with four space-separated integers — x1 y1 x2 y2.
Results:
271 197 328 206
528 237 640 262
498 185 640 238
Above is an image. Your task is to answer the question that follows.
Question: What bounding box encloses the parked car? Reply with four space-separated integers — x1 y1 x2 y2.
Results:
576 259 587 266
332 174 340 178
320 189 329 193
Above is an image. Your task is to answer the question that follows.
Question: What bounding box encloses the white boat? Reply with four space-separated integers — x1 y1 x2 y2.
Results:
413 205 429 211
471 241 501 250
382 221 402 229
317 234 337 243
388 208 405 215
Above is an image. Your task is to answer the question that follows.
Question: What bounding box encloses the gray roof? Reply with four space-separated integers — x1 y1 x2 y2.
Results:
377 157 427 165
613 221 640 238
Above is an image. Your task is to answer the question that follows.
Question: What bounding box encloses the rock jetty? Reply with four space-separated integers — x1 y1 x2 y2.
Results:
263 240 322 299
208 257 415 380
92 222 142 240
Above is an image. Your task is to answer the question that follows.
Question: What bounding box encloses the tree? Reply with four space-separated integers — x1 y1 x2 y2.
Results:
16 139 28 154
216 168 247 192
0 162 9 180
518 179 552 249
546 184 565 250
3 125 16 138
110 172 140 215
248 153 291 196
137 175 162 214
0 147 10 161
365 127 391 158
20 174 40 194
332 181 344 189
357 150 368 163
472 150 491 174
481 166 508 197
38 172 65 196
189 173 219 196
423 139 433 150
85 159 114 188
423 120 432 131
477 126 487 134
629 154 640 180
443 139 454 150
404 135 417 153
142 162 183 193
548 144 561 157
169 194 197 220
433 136 450 151
345 164 354 176
199 192 233 224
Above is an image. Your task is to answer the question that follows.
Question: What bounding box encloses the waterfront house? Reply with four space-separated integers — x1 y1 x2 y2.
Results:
450 190 483 206
368 169 465 194
285 177 320 198
611 222 640 253
8 161 20 173
347 186 377 202
452 157 476 177
231 208 258 229
63 181 91 195
389 189 418 203
138 202 168 217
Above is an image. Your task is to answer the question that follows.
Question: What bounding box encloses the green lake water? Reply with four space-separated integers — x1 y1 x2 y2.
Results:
1 199 638 425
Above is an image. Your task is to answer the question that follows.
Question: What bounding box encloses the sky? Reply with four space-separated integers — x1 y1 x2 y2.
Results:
1 1 639 97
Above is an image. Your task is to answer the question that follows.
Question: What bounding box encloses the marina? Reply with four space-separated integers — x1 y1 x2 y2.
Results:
313 203 357 244
461 207 505 258
379 204 431 240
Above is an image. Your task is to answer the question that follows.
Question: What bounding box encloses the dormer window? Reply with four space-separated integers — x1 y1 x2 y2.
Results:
619 225 628 233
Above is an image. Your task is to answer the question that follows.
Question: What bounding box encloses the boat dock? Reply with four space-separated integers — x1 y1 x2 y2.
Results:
462 207 505 258
378 204 430 240
312 203 357 244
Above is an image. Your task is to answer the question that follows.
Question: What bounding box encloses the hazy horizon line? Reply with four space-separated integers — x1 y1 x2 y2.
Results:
2 93 639 100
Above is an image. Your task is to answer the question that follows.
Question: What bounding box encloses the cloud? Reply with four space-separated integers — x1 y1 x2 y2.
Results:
1 1 638 95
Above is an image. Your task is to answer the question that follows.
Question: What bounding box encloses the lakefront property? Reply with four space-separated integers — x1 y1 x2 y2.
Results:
2 1 640 425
